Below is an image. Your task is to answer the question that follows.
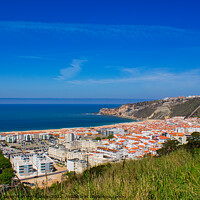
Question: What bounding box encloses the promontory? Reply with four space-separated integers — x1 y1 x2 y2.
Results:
99 96 200 120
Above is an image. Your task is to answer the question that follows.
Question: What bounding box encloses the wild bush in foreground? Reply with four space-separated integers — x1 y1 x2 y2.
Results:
2 148 200 200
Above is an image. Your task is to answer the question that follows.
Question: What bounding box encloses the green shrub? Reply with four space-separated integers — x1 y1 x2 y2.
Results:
0 168 14 184
0 150 14 185
4 148 200 199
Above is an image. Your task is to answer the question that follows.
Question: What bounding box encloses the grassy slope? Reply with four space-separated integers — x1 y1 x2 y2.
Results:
134 98 200 119
170 98 200 118
5 149 200 199
126 98 200 119
134 107 156 118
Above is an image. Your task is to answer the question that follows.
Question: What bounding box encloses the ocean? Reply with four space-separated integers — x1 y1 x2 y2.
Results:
0 104 136 132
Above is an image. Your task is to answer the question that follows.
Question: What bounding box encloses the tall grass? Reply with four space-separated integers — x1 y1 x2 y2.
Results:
2 149 200 199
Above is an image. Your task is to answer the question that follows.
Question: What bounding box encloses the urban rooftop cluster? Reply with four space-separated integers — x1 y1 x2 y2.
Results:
0 116 200 179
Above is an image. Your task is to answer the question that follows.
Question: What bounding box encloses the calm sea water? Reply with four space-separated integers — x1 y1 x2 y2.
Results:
0 104 136 132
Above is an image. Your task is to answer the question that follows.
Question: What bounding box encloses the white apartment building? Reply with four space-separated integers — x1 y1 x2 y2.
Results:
33 153 54 174
65 140 81 150
65 140 98 151
0 134 6 141
88 153 109 167
0 132 51 143
48 145 67 161
11 154 35 177
65 133 75 143
174 127 186 133
11 153 54 177
67 158 87 173
96 147 119 159
80 140 97 151
66 150 86 160
186 127 200 133
39 133 50 140
24 134 33 141
5 134 17 143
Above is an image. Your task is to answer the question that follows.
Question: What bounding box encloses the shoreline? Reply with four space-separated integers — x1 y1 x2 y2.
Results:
0 119 139 134
1 121 146 134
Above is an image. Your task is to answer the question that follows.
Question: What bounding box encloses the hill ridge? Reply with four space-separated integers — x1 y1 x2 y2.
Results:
99 97 200 120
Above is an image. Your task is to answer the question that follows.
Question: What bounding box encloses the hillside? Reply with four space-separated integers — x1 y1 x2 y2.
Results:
4 148 200 199
99 97 200 120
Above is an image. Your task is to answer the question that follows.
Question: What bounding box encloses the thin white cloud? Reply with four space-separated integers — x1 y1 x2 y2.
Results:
122 67 146 74
66 69 200 85
0 21 200 43
55 59 87 80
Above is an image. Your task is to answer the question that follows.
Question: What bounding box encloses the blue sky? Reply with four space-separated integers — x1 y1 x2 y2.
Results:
0 0 200 99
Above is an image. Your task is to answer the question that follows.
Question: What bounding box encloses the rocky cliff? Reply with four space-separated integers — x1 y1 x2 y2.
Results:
99 97 200 120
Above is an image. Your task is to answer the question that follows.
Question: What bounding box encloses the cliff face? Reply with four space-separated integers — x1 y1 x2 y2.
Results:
99 97 200 120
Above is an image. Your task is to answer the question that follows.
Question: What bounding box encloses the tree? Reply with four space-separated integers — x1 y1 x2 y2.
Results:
156 140 180 156
0 153 12 169
95 137 101 141
107 134 114 140
186 132 200 149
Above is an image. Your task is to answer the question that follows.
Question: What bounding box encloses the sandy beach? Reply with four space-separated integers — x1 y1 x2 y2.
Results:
1 120 146 134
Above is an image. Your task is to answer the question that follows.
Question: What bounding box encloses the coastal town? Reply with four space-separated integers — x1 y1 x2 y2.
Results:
0 116 200 187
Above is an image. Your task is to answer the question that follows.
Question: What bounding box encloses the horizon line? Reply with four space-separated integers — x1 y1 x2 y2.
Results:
0 98 154 99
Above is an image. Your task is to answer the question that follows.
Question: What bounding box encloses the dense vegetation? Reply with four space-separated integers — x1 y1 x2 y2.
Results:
2 133 200 199
0 151 14 185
